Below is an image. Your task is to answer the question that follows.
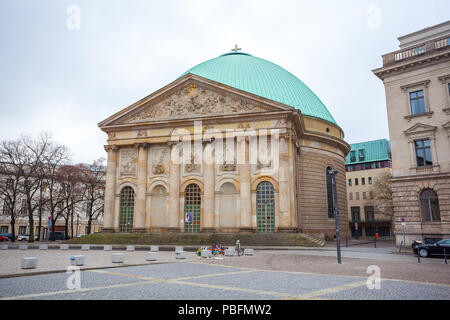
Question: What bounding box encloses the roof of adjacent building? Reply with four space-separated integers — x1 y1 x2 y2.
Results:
345 139 391 165
180 51 337 125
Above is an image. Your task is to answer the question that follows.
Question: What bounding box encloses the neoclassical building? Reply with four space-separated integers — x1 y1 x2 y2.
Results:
373 21 450 245
99 50 350 239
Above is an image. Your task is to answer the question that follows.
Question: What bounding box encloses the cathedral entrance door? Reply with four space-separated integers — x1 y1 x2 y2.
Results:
256 181 275 233
184 184 201 233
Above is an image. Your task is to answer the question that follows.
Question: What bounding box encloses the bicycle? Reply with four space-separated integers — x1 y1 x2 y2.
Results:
235 242 244 257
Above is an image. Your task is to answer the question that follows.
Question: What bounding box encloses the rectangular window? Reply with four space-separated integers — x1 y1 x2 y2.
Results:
369 191 374 199
2 198 10 215
356 192 360 200
18 226 26 235
358 149 365 162
409 90 426 115
0 226 8 234
349 192 353 200
368 177 373 184
362 178 366 185
375 162 380 168
348 179 352 187
415 139 432 167
6 178 13 190
355 178 359 186
365 206 375 222
363 192 367 199
20 199 27 216
350 150 356 162
365 163 370 169
351 207 361 222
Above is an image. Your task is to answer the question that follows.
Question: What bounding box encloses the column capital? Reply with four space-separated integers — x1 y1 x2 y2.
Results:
104 145 119 152
135 142 149 149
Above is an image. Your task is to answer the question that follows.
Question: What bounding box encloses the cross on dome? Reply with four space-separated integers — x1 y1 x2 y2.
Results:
231 44 241 52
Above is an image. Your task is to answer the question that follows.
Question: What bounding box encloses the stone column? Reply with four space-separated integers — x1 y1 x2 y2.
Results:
408 139 416 174
430 137 440 172
239 137 252 232
133 143 148 233
278 137 293 232
168 142 181 232
103 145 118 233
202 142 215 232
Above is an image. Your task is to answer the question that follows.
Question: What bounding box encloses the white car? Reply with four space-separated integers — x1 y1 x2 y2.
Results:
17 234 38 241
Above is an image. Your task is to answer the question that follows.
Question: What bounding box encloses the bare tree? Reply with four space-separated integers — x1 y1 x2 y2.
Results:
81 158 105 234
57 165 84 239
0 162 22 242
41 139 71 241
0 134 53 243
373 171 394 233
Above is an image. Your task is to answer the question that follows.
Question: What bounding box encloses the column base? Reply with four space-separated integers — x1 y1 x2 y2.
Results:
201 228 217 233
102 228 115 233
239 227 255 233
277 227 300 233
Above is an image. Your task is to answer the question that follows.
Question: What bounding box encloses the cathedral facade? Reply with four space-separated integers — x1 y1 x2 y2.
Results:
99 51 350 239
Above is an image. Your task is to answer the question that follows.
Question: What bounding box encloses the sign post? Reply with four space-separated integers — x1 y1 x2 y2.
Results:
401 217 406 252
330 169 342 264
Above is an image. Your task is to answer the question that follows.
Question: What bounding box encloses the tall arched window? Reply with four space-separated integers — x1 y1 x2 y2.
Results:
256 181 275 233
420 189 440 222
184 184 201 233
119 186 135 233
326 167 334 218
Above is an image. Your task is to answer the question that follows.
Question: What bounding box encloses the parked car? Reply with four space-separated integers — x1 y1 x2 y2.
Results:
17 234 38 241
0 235 9 242
414 238 450 258
412 237 442 249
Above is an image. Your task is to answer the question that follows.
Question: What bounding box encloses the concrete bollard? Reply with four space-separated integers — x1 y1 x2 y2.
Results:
225 248 235 256
70 255 85 266
150 246 159 252
244 249 254 256
1 245 8 250
126 245 135 251
39 244 48 250
81 245 90 251
112 253 124 263
176 251 187 259
103 245 112 251
146 252 158 261
19 245 28 250
60 244 69 250
21 257 38 269
175 246 183 253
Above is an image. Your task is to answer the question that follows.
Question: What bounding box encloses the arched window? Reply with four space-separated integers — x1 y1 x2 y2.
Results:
326 167 334 218
184 184 201 233
420 189 440 222
256 181 275 233
119 186 135 233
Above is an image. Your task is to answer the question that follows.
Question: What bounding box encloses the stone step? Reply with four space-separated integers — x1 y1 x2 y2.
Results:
67 232 324 247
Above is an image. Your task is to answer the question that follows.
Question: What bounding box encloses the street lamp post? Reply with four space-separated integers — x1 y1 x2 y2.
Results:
330 169 342 264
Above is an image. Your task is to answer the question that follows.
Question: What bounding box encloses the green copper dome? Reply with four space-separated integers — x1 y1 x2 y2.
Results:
180 52 336 124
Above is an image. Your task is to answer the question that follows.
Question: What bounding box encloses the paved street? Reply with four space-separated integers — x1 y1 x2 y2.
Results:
1 247 449 300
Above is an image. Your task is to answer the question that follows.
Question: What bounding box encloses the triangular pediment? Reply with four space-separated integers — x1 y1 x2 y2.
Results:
404 123 437 135
99 74 291 127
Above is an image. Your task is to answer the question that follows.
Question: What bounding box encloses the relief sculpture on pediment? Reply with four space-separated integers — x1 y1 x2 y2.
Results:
124 85 266 123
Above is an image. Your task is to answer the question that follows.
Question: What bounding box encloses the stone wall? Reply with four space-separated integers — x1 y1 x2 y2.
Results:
391 173 450 246
296 145 350 240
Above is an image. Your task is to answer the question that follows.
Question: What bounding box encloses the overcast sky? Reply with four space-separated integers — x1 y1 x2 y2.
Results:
1 0 448 164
